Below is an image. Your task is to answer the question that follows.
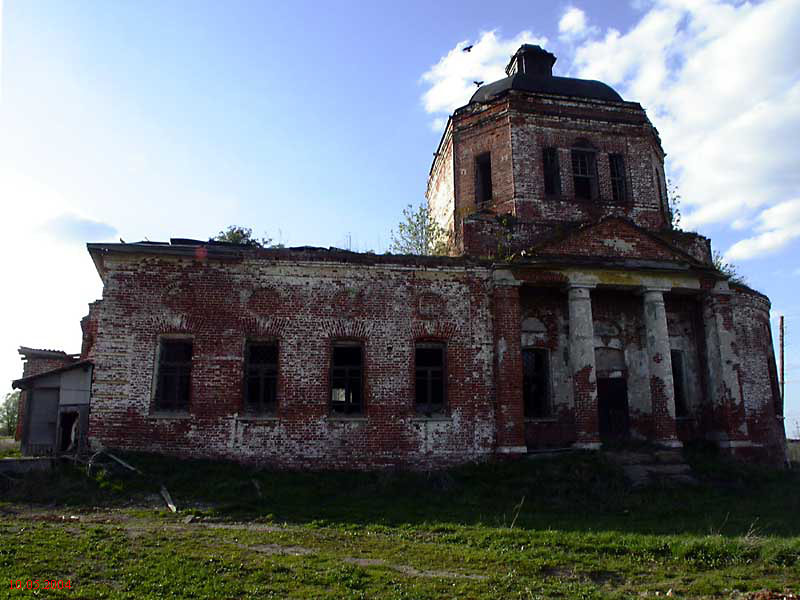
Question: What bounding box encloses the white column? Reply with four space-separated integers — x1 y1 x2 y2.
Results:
568 284 600 449
641 287 681 447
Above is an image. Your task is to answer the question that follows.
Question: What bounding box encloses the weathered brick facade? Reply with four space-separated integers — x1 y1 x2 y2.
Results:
84 249 496 468
16 44 787 466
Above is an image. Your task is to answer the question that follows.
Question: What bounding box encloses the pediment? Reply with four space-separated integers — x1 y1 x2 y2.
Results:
527 218 699 265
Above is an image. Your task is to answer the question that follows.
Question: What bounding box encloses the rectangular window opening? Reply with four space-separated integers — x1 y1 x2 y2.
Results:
154 339 192 411
331 343 363 415
671 349 688 418
475 153 493 205
245 341 278 414
571 149 598 200
542 147 561 196
609 153 627 202
415 344 445 416
523 348 551 419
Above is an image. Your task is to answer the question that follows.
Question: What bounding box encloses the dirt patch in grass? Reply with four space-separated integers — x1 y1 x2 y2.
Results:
342 557 488 580
239 543 314 556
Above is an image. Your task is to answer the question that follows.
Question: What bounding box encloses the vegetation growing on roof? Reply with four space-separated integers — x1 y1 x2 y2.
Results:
389 203 452 256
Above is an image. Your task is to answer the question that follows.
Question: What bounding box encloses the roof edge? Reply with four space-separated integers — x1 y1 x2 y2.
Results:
12 360 93 389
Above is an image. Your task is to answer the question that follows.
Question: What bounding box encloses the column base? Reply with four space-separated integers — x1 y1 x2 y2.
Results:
656 439 683 449
496 445 528 455
573 441 602 450
716 439 755 448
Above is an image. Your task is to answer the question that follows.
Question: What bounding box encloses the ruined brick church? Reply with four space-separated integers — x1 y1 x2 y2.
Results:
14 45 787 466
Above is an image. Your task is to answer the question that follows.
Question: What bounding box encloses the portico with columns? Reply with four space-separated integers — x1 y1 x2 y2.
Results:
425 42 786 463
491 262 737 453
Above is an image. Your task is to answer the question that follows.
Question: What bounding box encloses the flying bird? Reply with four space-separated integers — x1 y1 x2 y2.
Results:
473 80 484 87
463 45 473 52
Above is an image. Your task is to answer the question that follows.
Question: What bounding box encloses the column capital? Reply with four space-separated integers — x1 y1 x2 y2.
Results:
638 285 671 297
703 287 733 299
492 269 522 287
567 283 595 301
566 281 597 291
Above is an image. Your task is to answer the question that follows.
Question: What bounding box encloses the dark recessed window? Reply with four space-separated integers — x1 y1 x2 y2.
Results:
475 153 493 205
571 148 598 200
523 348 550 419
609 153 627 202
655 168 666 214
671 349 688 418
542 147 561 196
331 343 363 415
245 342 278 414
154 339 192 411
415 343 445 415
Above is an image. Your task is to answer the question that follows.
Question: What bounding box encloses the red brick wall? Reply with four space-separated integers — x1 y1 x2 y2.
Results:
88 253 497 469
536 219 680 261
730 286 786 463
508 95 667 231
80 301 102 360
442 93 675 258
492 284 524 450
520 287 576 448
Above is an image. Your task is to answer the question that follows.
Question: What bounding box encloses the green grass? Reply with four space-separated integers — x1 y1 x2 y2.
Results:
0 436 21 459
1 449 798 599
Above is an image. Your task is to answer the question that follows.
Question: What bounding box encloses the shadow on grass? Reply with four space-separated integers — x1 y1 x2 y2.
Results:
2 446 799 539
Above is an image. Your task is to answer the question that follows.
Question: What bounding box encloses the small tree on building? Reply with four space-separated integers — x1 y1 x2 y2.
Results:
389 203 452 256
211 226 284 248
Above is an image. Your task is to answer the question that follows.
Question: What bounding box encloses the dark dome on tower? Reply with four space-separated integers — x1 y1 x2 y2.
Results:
470 44 623 104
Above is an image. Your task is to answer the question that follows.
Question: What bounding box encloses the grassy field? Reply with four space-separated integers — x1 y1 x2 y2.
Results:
1 447 799 599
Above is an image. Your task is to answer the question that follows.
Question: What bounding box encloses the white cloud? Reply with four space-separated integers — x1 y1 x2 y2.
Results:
725 199 800 260
558 7 596 41
571 0 800 240
0 0 4 103
420 30 547 122
430 117 447 133
418 0 800 261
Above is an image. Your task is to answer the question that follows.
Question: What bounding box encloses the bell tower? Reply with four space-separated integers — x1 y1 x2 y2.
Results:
426 45 673 258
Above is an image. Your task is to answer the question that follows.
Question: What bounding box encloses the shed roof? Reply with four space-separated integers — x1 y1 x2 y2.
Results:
12 360 93 390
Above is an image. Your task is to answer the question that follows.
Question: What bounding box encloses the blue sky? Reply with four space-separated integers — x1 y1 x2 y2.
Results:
1 0 799 433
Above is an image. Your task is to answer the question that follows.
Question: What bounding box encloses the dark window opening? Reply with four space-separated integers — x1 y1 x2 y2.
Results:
655 168 666 214
155 339 192 411
415 344 445 415
542 147 561 196
523 348 551 418
331 343 363 415
245 342 278 414
571 149 598 200
609 153 627 202
475 153 492 205
671 350 688 418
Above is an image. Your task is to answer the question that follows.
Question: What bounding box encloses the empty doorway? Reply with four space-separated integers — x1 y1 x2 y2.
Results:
597 377 629 442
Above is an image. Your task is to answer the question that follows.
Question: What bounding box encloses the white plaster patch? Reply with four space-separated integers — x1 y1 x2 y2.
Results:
602 238 635 254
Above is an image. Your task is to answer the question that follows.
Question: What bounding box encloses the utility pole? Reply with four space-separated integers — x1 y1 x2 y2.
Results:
780 315 785 403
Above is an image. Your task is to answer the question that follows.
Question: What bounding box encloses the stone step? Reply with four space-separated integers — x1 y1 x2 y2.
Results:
604 449 685 466
621 463 698 487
